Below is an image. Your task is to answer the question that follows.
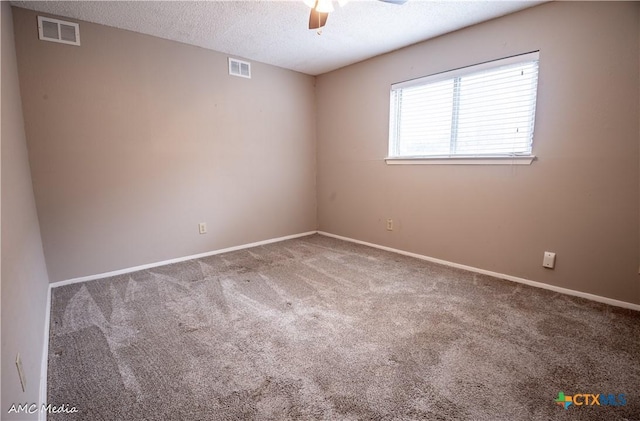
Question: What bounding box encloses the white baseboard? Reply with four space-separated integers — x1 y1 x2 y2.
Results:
317 231 640 312
50 231 318 289
39 284 51 421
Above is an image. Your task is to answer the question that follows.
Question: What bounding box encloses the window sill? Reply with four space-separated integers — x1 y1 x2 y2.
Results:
385 155 536 165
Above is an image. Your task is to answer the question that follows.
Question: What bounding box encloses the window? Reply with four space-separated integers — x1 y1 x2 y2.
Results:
387 51 539 164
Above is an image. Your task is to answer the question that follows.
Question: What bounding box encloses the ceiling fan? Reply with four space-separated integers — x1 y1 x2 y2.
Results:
304 0 408 31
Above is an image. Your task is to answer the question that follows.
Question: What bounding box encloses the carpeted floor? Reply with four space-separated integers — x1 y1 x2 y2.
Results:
47 234 640 420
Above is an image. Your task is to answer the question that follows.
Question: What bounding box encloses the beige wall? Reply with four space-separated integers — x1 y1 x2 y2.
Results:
8 3 640 305
316 1 640 305
1 3 50 417
12 7 317 282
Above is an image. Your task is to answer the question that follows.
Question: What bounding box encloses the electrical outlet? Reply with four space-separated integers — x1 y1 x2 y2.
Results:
386 219 393 231
543 251 556 269
16 353 26 392
198 222 207 234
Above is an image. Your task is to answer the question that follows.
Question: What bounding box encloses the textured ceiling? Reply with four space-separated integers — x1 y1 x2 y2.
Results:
11 1 543 75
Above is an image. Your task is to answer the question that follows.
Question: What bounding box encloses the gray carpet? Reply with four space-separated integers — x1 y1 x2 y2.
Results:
46 234 640 420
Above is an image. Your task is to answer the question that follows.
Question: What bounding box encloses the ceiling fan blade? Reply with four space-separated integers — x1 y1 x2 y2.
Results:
378 0 408 4
309 8 329 30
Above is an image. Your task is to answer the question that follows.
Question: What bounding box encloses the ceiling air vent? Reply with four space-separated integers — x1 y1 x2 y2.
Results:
228 58 251 79
37 16 80 46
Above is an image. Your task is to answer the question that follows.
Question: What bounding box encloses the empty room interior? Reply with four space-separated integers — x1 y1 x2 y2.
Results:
2 0 640 420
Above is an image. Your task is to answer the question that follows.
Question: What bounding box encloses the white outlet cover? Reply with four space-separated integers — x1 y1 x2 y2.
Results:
543 251 556 269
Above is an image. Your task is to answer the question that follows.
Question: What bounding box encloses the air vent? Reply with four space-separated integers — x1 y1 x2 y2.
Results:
228 58 251 79
37 16 80 46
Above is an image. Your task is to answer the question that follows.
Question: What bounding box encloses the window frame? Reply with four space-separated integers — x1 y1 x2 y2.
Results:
386 51 540 166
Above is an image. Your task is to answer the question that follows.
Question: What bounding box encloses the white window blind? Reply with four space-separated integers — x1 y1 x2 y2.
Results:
388 52 539 160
